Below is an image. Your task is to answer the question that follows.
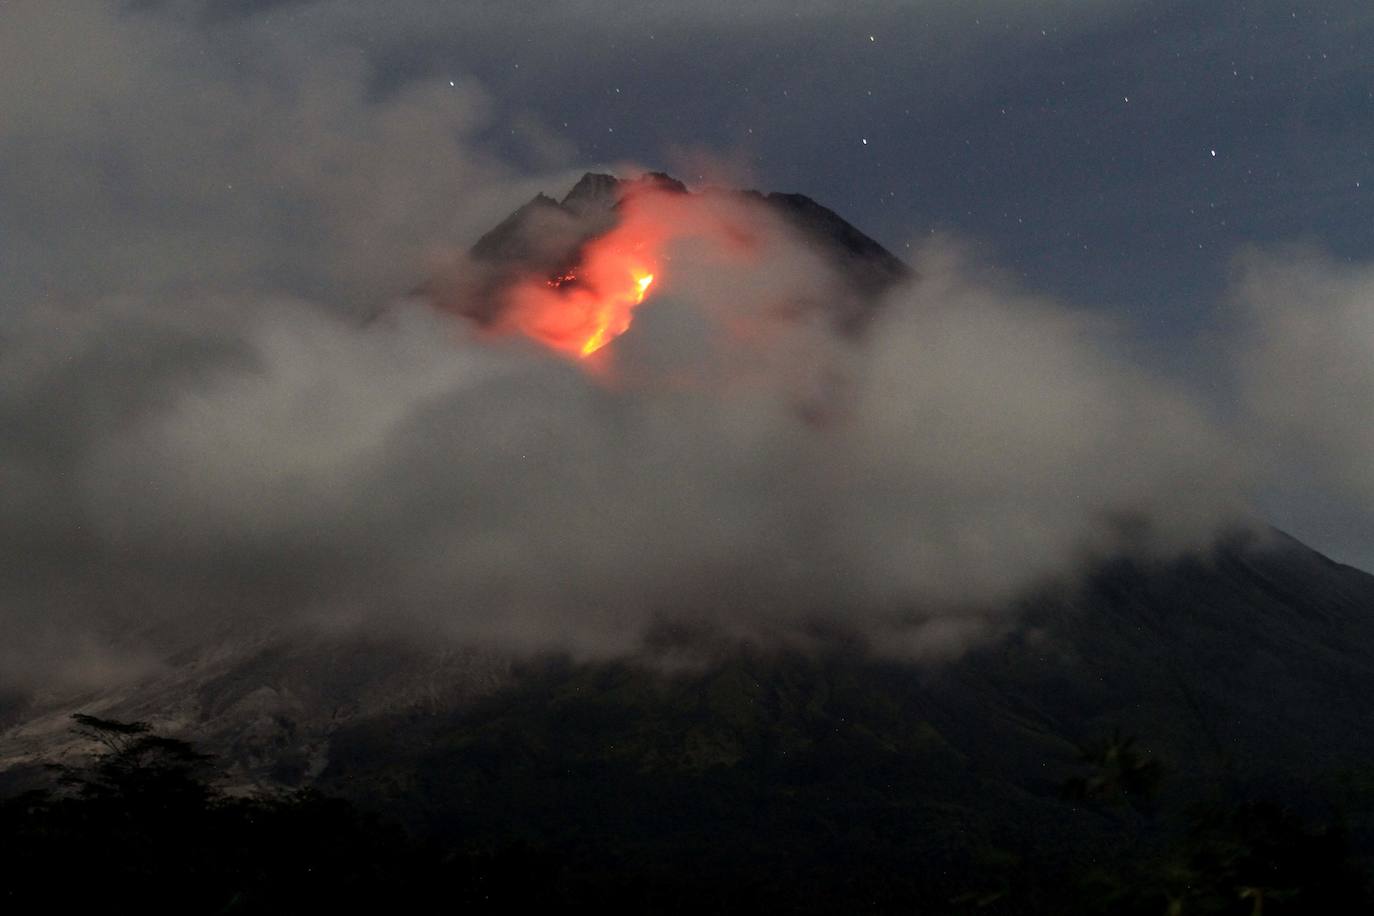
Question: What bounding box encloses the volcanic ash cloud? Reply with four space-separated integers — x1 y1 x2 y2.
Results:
51 208 1251 675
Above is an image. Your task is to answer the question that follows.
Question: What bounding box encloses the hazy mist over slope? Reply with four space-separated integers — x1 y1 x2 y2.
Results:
1 1 1371 689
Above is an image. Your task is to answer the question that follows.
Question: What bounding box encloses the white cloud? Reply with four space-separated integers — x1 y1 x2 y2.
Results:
0 0 565 310
0 0 1314 690
1233 247 1374 568
0 217 1247 682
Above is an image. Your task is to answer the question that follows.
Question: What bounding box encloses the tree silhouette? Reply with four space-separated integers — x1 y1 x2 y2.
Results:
54 713 215 811
1062 728 1162 814
0 714 543 914
70 713 151 754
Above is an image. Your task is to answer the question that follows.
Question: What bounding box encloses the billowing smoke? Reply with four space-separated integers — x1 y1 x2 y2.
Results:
1232 248 1374 570
0 0 561 311
1 0 1365 691
0 183 1254 685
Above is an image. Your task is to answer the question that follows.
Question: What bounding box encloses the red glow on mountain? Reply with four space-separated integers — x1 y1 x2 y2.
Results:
500 213 664 359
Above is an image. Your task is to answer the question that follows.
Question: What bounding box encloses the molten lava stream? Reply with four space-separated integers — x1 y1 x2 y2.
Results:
515 258 656 359
580 272 654 356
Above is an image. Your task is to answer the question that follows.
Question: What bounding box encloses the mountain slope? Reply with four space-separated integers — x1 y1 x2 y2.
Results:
305 531 1374 911
463 171 910 330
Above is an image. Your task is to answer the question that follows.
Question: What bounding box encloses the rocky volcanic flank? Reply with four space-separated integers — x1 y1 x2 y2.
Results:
0 171 911 788
3 179 1373 844
426 171 910 333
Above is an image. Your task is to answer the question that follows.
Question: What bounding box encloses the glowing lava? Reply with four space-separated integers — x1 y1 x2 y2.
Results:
579 271 654 356
503 234 661 359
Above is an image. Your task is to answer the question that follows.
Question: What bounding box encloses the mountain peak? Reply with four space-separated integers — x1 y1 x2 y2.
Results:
469 192 567 261
561 172 622 214
560 171 689 215
460 170 911 334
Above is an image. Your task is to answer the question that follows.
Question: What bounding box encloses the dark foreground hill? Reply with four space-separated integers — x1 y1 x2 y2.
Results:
5 531 1373 913
295 530 1374 912
3 172 1374 911
2 532 1374 911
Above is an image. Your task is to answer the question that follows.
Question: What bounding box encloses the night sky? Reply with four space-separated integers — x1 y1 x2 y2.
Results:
291 0 1374 567
406 2 1373 331
2 1 1373 681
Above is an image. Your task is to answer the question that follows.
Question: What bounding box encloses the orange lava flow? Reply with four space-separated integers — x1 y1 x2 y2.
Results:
579 270 654 356
502 216 664 359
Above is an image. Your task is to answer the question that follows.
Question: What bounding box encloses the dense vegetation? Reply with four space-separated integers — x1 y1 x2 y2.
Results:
5 654 1371 914
318 651 1374 914
0 715 546 914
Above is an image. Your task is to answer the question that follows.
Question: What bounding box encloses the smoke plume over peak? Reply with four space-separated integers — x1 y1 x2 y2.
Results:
0 177 1257 685
2 1 1368 691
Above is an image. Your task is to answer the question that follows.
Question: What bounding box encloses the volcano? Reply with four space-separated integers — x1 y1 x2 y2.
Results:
423 171 910 354
469 171 909 296
4 176 1374 913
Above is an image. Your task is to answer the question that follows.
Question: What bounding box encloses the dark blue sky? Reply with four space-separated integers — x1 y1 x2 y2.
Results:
431 1 1370 343
135 0 1373 339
